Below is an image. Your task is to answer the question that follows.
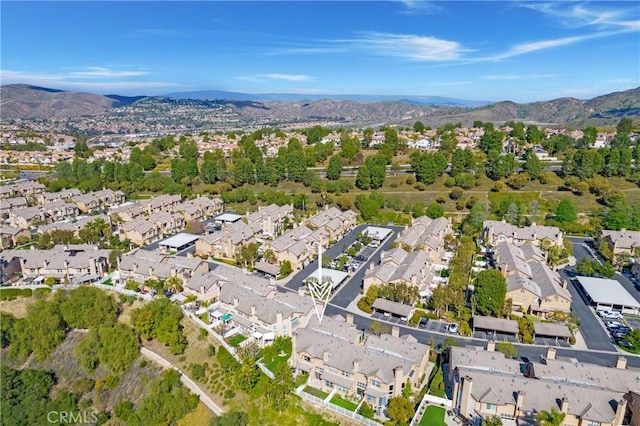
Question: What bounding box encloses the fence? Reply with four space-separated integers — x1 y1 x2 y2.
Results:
186 312 241 362
257 361 275 379
92 283 153 300
410 393 453 426
294 387 383 426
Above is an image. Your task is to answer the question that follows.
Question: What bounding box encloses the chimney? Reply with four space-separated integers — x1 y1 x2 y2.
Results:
200 285 205 294
614 399 628 426
501 263 508 277
460 376 473 418
546 347 556 360
392 325 400 337
170 267 177 277
486 340 496 352
148 267 154 278
515 391 525 414
560 397 569 414
353 359 359 373
251 305 256 316
298 286 305 296
233 297 239 307
323 350 330 363
346 313 354 325
562 280 568 289
616 356 627 369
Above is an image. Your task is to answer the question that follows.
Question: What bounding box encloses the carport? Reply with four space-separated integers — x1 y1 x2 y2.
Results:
575 276 640 315
254 261 280 278
371 298 414 321
533 322 572 343
158 232 200 253
472 316 519 341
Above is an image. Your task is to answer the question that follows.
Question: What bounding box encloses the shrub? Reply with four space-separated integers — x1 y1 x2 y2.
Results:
139 360 147 368
414 182 427 191
357 298 373 313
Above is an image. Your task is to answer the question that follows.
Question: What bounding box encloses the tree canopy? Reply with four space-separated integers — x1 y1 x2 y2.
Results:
473 269 507 316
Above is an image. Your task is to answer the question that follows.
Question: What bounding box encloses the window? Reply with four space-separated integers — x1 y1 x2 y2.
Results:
586 421 600 426
303 355 311 362
325 380 334 388
367 395 375 403
341 370 350 377
338 386 347 393
372 380 381 388
485 404 497 412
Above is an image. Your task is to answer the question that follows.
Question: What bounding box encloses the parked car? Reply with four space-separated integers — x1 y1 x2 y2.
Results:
448 323 459 334
598 309 623 320
612 330 630 339
617 340 633 349
419 317 429 329
605 320 624 330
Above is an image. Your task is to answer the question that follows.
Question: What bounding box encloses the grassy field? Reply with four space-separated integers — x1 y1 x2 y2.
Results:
0 291 52 317
177 402 215 426
329 395 358 412
304 386 330 400
419 405 446 426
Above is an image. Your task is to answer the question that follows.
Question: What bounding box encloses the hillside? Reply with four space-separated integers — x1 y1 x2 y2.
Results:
1 83 638 127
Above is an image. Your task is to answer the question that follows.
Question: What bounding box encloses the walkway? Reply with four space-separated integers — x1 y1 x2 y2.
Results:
140 346 223 416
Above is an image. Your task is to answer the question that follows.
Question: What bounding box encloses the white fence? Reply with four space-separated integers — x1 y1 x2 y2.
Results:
256 361 275 379
410 393 452 426
185 312 241 362
294 387 383 426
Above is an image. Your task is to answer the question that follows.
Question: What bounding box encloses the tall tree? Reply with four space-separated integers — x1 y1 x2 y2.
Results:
326 155 343 180
473 270 507 316
555 198 577 223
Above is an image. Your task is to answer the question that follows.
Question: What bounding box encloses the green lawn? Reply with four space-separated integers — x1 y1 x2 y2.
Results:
0 288 33 300
303 386 329 400
264 353 290 372
329 395 358 412
228 334 247 347
419 405 446 426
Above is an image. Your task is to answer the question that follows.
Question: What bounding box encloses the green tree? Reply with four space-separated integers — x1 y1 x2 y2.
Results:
413 121 425 133
617 117 634 134
131 298 186 355
626 329 640 351
326 155 343 180
235 242 259 271
368 320 390 336
535 407 566 426
209 411 248 426
555 198 577 223
523 148 542 180
18 300 66 361
355 164 371 190
495 342 518 359
58 286 118 329
279 260 293 278
473 270 507 316
484 415 504 426
387 396 413 425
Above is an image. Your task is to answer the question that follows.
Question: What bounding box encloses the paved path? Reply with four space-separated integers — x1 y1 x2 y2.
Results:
140 347 223 416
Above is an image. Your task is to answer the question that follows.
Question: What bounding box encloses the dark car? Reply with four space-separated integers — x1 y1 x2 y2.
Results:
419 317 429 328
617 340 633 349
613 330 630 339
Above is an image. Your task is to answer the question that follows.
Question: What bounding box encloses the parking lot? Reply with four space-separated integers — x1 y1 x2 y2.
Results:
471 330 519 343
534 337 572 348
624 316 640 330
371 312 406 325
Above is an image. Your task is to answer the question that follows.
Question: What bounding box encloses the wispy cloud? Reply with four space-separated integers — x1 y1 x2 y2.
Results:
348 31 469 61
0 69 181 94
482 74 554 81
521 2 639 30
236 73 314 82
397 0 443 15
69 67 149 78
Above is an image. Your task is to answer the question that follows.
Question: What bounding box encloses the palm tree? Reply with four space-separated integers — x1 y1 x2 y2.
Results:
165 276 183 294
535 407 566 426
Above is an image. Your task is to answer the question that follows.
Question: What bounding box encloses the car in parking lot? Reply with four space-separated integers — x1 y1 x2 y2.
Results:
447 323 459 334
419 317 428 328
605 320 624 330
617 340 633 349
598 309 623 320
612 329 631 339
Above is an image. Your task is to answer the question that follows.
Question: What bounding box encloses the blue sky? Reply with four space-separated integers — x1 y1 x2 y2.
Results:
1 1 638 102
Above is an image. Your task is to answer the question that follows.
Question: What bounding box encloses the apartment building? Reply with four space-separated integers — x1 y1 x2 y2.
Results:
118 249 207 283
0 180 45 199
305 207 357 243
483 220 563 247
1 244 110 283
492 241 571 316
394 216 453 264
292 314 429 412
363 248 434 294
450 343 634 426
601 229 640 256
246 203 294 238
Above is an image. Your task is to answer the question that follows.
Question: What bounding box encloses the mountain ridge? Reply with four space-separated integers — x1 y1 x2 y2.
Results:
1 83 638 127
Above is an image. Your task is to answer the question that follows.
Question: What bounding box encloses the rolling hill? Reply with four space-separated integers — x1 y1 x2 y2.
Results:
1 83 638 127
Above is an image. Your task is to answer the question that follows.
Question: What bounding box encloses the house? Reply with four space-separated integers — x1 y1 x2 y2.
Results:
263 225 316 270
292 314 430 413
195 220 262 259
0 197 29 217
450 343 634 426
118 249 207 284
600 229 640 257
42 201 80 222
246 203 294 238
177 196 223 221
0 180 45 199
0 226 31 249
9 207 45 228
363 247 435 297
144 194 182 214
72 193 100 213
1 244 110 283
492 241 571 316
483 220 563 247
395 216 453 263
110 202 146 222
36 188 81 205
305 207 357 242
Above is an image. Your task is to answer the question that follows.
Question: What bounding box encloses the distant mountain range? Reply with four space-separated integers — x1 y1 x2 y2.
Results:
1 83 639 128
163 89 490 107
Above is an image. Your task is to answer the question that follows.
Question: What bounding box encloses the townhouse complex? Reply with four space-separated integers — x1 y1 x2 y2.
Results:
450 342 637 426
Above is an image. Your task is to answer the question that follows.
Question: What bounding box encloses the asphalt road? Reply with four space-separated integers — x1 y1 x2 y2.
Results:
563 237 617 351
321 303 640 369
283 224 404 294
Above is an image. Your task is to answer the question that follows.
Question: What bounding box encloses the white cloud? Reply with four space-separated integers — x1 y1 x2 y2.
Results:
236 73 314 82
0 69 181 95
482 74 554 81
522 2 639 30
69 67 149 78
397 0 443 15
350 31 469 61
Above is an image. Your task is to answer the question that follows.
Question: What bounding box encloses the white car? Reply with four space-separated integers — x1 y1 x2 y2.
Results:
598 310 623 320
447 323 459 334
